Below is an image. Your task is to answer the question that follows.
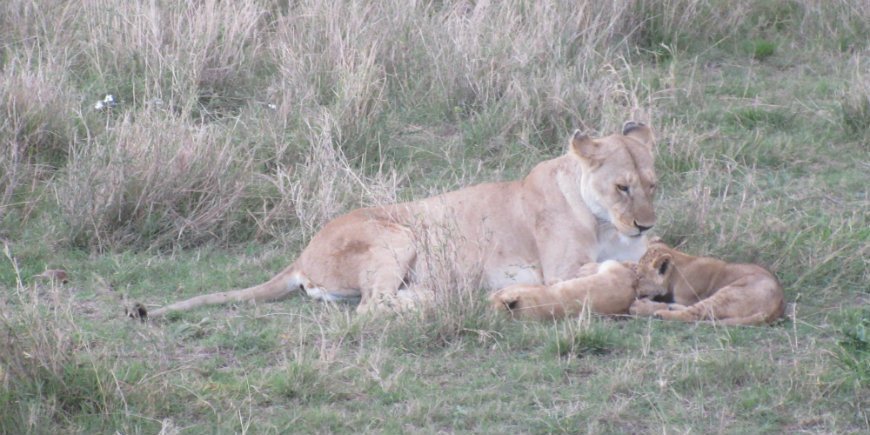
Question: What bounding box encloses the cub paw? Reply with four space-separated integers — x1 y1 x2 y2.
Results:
630 298 665 316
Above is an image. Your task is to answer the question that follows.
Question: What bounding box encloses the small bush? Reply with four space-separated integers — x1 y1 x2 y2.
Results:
670 353 763 395
269 357 337 404
832 308 869 387
0 298 118 431
839 77 870 140
546 316 618 358
0 59 74 219
56 111 258 251
253 112 400 242
726 107 791 130
747 39 777 60
748 0 802 32
386 285 502 353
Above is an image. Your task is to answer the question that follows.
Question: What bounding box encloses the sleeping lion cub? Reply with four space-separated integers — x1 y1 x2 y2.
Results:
489 260 665 320
630 239 785 326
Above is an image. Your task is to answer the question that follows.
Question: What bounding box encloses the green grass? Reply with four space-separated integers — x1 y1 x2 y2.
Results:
1 0 869 433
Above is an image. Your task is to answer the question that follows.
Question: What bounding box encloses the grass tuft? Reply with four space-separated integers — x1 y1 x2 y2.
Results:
747 39 777 60
545 314 619 358
839 65 870 140
831 308 870 388
0 284 124 431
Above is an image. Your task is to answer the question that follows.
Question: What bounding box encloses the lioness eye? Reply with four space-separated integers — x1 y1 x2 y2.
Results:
650 183 657 191
616 184 629 193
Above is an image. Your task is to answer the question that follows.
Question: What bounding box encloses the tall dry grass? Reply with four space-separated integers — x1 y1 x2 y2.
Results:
0 56 74 221
57 110 257 250
0 0 866 252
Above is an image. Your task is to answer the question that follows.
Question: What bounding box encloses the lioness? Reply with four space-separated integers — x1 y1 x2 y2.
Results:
629 239 785 326
489 260 666 320
140 121 657 317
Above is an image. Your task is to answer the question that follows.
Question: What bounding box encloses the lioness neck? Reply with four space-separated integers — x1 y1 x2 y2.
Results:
552 156 594 219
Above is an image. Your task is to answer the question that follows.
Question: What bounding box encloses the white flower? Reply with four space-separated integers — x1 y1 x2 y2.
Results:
94 94 117 111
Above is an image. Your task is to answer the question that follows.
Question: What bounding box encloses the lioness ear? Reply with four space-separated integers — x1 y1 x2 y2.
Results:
622 121 654 150
569 130 601 164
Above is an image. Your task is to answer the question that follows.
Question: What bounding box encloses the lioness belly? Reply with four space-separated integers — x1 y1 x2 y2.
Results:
304 285 362 303
485 263 543 289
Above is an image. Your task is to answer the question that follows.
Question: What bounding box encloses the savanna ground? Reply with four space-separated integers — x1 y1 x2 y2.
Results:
1 0 868 433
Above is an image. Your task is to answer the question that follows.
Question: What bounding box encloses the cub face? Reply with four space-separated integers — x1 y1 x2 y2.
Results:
571 121 657 237
635 246 674 297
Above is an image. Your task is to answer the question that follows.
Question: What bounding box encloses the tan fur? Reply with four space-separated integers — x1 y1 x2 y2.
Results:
143 122 658 317
489 260 666 320
629 240 786 326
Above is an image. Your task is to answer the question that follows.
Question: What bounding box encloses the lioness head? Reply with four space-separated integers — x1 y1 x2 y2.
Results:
635 239 674 295
571 121 657 237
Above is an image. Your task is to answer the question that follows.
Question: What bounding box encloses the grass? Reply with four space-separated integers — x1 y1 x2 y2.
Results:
1 0 868 432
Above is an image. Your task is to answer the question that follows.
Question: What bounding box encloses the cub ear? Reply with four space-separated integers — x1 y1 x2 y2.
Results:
622 121 654 150
652 253 672 276
569 130 601 164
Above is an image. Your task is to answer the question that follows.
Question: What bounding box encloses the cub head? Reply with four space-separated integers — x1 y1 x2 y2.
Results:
570 121 657 237
635 239 674 296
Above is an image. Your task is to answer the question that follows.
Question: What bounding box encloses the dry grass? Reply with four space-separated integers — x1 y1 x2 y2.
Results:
1 0 868 432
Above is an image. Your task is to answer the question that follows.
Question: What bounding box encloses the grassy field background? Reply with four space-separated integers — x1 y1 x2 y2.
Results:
1 0 868 432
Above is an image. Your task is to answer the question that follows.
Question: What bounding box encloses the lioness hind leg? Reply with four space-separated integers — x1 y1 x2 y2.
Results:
355 236 418 314
394 286 435 311
356 269 412 314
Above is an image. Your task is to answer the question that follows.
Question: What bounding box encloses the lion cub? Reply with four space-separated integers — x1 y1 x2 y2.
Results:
630 239 785 326
489 260 665 320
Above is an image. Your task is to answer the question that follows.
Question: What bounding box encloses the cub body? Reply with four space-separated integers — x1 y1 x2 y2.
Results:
630 240 786 326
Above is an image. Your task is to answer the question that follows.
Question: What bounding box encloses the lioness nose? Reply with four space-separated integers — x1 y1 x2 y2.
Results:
634 221 653 233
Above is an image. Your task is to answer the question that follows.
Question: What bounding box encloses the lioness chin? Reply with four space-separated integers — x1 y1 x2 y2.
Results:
136 121 658 318
629 239 786 326
489 260 666 320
